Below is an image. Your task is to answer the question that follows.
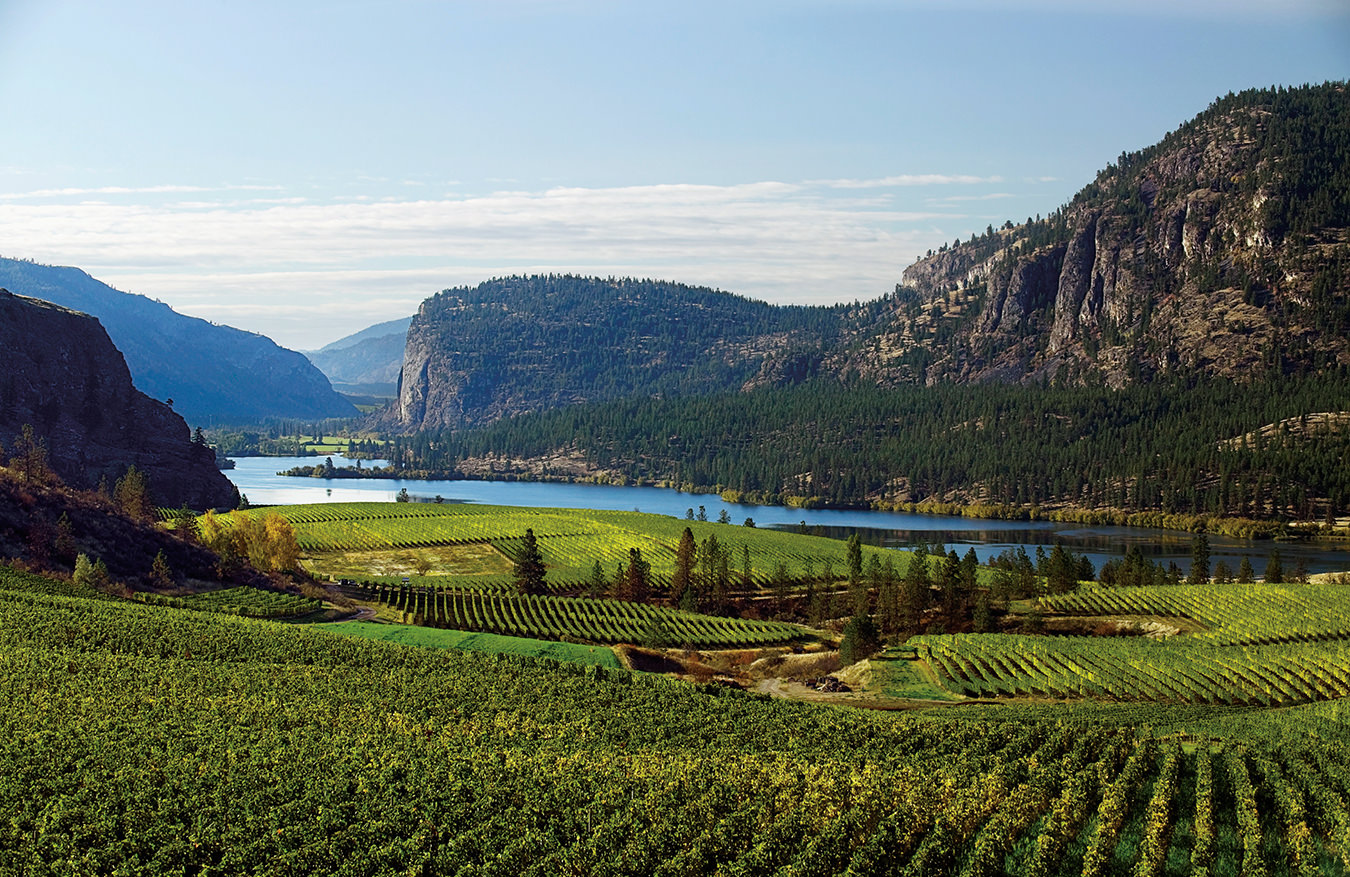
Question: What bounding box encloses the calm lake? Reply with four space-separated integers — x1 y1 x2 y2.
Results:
226 455 1350 577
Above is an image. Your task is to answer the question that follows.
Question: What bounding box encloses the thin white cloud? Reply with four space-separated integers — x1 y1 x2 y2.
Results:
0 183 283 200
0 178 1000 348
813 174 1002 189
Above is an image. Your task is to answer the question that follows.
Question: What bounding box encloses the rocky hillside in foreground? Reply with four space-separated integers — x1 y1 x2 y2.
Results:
0 258 358 425
838 82 1350 387
0 290 238 509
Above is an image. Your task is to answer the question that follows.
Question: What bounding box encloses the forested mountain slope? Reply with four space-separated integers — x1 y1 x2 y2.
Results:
840 82 1350 387
381 85 1350 520
386 85 1348 435
0 257 358 425
386 275 860 432
387 374 1350 523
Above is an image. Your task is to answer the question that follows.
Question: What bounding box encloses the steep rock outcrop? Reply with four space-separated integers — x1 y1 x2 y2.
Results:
385 275 853 433
0 290 238 509
851 83 1350 388
0 258 357 424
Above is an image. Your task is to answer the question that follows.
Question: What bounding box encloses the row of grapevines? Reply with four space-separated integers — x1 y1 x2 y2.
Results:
134 586 321 618
915 631 1350 706
344 580 804 648
1041 583 1350 646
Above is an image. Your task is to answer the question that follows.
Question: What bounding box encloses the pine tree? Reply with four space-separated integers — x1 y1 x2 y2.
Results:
972 592 993 633
149 551 173 588
840 613 880 664
1237 556 1255 584
1264 549 1284 584
587 560 607 597
12 424 54 485
670 527 696 607
54 513 75 563
625 547 651 603
113 465 151 522
513 528 546 595
846 533 863 584
1188 534 1211 585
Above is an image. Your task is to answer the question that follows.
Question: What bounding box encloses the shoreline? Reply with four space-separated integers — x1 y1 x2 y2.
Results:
269 461 1350 543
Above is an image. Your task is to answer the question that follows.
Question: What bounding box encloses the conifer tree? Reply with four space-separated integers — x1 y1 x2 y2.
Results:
150 551 173 588
587 560 607 597
670 527 696 607
1264 549 1284 584
113 465 151 522
1187 534 1211 585
625 547 651 603
513 528 546 596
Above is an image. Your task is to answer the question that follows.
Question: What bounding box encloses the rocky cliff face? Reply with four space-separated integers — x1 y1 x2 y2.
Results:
0 290 238 509
387 275 851 433
383 86 1349 434
840 83 1350 388
0 258 357 424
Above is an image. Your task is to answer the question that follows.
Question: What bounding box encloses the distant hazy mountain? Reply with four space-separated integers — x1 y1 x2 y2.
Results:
304 315 411 393
0 258 357 425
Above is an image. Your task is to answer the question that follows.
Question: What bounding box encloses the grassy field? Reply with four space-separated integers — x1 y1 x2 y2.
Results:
313 620 620 667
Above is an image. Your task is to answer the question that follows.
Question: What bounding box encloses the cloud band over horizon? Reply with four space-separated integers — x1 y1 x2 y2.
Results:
0 174 1048 349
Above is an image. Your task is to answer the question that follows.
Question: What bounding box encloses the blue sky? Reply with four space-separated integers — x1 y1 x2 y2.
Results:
0 0 1346 349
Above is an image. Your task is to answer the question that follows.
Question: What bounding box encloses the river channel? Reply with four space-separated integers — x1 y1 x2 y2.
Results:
226 455 1350 578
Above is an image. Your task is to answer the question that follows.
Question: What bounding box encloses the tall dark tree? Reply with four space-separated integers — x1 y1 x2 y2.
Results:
900 545 930 632
587 560 607 597
1187 534 1211 585
512 528 546 596
1238 556 1256 584
625 547 651 603
1045 544 1079 595
670 527 696 607
1264 549 1284 585
840 613 881 665
845 533 863 584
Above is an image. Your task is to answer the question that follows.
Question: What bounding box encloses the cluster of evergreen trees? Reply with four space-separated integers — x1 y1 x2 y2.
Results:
391 373 1350 522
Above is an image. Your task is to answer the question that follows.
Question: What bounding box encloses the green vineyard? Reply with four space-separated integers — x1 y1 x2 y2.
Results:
342 580 806 648
220 501 910 590
8 565 1350 875
134 586 322 619
914 583 1350 706
1041 582 1350 646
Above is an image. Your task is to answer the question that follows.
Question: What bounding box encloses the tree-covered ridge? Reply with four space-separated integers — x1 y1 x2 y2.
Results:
396 372 1350 522
387 274 869 432
868 81 1350 388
